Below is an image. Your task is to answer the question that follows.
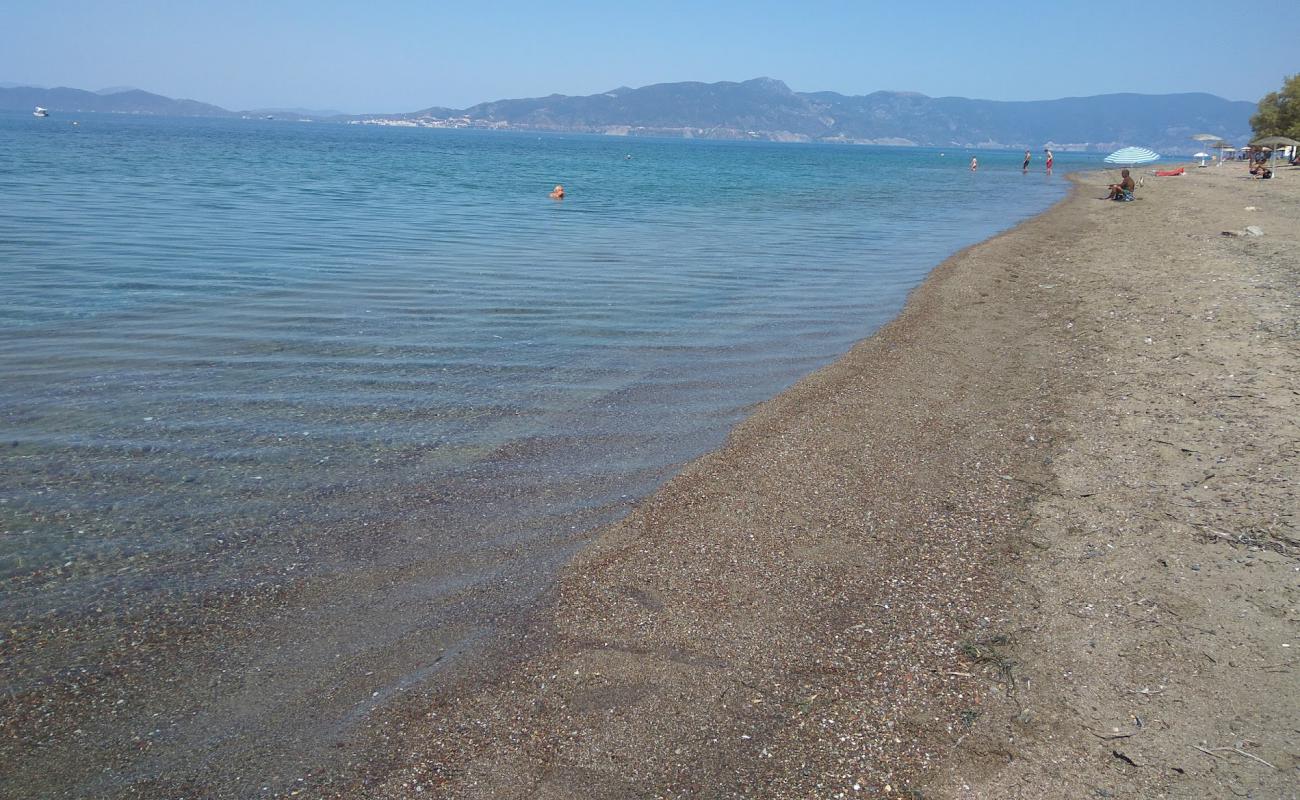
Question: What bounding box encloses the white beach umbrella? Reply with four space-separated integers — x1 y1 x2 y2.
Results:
1194 151 1209 166
1104 146 1161 166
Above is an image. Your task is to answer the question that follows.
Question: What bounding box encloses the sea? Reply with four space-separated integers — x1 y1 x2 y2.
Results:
0 111 1096 794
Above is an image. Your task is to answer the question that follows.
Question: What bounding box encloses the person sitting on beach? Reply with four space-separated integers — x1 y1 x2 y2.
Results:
549 184 565 199
1247 161 1274 179
1106 169 1135 201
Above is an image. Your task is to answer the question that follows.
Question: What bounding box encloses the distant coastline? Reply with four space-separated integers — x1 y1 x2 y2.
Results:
2 76 1254 153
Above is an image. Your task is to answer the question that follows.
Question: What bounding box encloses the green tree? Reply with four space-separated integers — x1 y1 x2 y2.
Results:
1250 74 1300 139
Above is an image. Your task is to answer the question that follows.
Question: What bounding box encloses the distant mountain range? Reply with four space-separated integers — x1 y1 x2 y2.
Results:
2 85 232 117
2 78 1255 153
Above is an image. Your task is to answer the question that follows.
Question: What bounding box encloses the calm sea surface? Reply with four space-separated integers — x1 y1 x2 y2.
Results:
0 112 1094 793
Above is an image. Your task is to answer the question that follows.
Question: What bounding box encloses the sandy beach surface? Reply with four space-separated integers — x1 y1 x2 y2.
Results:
310 163 1295 800
925 165 1299 799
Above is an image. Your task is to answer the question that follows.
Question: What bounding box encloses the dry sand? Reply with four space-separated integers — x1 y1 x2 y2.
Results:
929 166 1299 799
306 162 1295 799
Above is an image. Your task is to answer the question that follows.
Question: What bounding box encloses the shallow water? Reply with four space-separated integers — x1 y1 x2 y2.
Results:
0 112 1093 793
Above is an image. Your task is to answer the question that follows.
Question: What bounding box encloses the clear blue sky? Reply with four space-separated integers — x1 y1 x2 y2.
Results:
2 0 1292 112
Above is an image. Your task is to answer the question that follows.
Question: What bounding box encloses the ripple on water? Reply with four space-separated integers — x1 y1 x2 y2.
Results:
0 113 1085 793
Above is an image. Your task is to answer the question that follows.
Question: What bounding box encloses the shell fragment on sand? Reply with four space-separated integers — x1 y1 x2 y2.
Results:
1220 226 1265 237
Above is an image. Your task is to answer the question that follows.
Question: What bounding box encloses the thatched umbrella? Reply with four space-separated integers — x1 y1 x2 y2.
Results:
1211 140 1236 165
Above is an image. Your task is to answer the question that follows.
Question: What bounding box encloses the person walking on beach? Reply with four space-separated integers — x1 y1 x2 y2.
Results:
1022 150 1031 172
970 156 978 171
1045 148 1054 173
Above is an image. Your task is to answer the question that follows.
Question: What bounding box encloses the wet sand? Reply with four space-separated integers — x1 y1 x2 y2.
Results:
329 163 1297 799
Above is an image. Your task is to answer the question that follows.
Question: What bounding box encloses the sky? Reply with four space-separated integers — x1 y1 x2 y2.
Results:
2 0 1293 113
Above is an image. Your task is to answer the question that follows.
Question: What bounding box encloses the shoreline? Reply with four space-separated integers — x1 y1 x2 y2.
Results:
339 163 1297 797
324 176 1099 796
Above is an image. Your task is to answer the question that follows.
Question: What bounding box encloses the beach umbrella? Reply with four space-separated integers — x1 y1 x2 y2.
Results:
1211 141 1235 165
1250 135 1299 148
1104 147 1160 182
1192 133 1223 162
1194 151 1209 166
1104 146 1161 166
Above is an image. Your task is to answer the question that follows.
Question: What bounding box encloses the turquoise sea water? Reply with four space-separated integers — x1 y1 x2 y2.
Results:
0 111 1097 792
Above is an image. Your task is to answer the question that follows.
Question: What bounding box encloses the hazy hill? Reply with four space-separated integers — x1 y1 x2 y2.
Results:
0 86 343 121
0 85 233 117
401 77 1253 152
2 77 1255 152
807 89 1254 151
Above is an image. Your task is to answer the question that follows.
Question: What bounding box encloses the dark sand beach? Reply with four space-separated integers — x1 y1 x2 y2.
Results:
330 164 1297 799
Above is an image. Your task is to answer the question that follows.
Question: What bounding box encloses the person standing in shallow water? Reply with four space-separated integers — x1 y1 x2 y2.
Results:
970 157 978 171
1022 150 1031 172
1045 149 1054 173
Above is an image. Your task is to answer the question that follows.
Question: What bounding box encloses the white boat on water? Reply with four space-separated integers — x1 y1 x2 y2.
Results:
33 107 49 117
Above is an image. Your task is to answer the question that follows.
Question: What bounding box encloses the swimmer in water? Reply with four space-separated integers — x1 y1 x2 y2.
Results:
549 184 565 199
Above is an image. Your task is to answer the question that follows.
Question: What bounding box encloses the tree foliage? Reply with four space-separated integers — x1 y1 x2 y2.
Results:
1250 74 1300 139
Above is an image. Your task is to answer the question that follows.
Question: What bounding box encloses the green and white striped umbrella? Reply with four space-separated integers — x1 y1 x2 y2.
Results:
1104 146 1161 165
